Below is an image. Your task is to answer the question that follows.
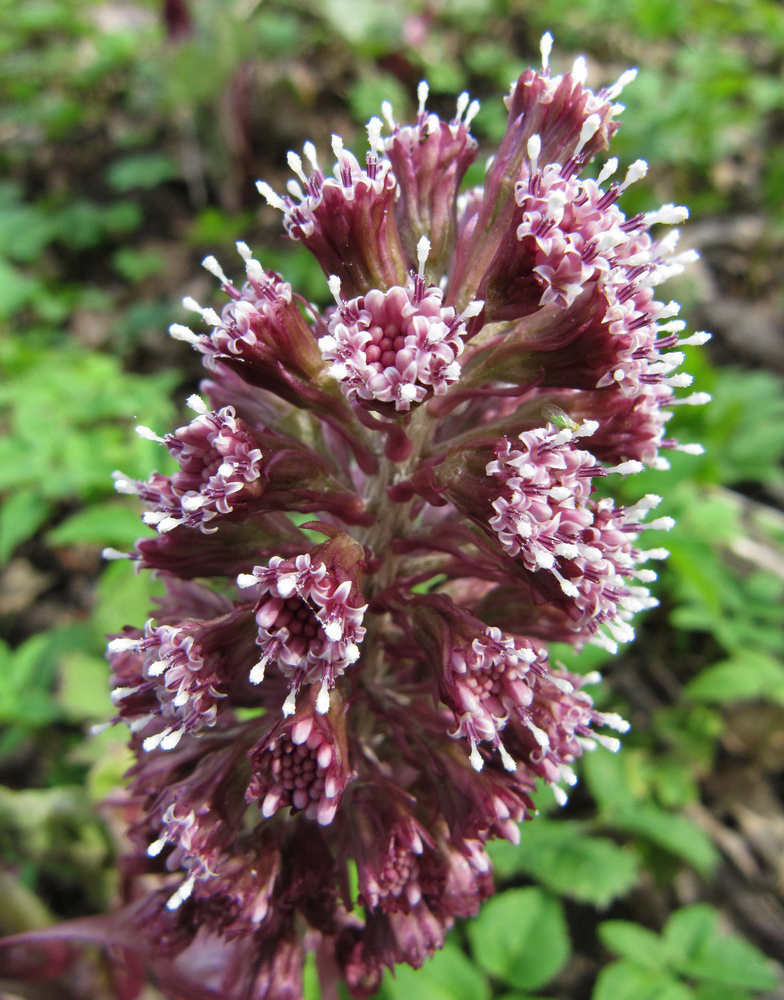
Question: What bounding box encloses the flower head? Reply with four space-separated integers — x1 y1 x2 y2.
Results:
98 35 707 1000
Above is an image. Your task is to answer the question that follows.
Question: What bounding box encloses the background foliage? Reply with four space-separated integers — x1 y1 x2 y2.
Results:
0 1 782 997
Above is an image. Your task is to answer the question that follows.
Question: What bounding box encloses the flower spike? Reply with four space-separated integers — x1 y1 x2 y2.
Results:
102 39 708 1000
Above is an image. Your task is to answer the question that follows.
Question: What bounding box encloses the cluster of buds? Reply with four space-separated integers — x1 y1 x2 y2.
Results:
105 35 707 1000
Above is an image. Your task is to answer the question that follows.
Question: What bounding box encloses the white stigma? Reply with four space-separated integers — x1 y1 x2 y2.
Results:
330 133 345 163
135 424 164 443
287 150 308 186
540 31 553 71
621 159 648 189
316 679 331 714
597 157 619 186
168 323 199 345
417 80 429 116
606 67 638 101
255 180 286 212
527 134 541 174
328 274 342 304
571 55 588 85
182 296 221 327
645 204 689 226
303 142 319 172
166 874 195 911
186 394 209 414
417 235 431 278
102 547 129 561
366 116 383 155
381 100 396 132
575 114 601 156
202 255 229 285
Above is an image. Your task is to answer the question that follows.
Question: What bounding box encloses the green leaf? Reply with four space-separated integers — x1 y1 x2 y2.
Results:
93 559 166 637
693 984 752 1000
582 745 635 813
495 995 549 1000
383 941 490 1000
592 961 693 1000
467 888 570 991
488 820 638 907
112 247 167 284
662 904 717 963
0 489 51 561
664 906 780 991
685 652 784 706
609 806 719 876
106 153 178 192
0 257 39 318
57 652 112 721
598 921 669 969
47 500 149 548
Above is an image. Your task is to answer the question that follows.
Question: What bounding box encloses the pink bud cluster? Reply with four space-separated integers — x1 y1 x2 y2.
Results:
105 35 707 1000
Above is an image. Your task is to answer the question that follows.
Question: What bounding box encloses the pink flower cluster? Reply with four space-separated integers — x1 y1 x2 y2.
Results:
102 35 707 1000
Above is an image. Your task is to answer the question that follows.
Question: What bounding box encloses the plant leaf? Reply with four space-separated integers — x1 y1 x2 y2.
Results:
467 888 570 991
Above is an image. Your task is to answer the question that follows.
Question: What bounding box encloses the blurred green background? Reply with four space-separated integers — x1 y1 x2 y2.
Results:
0 1 782 998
